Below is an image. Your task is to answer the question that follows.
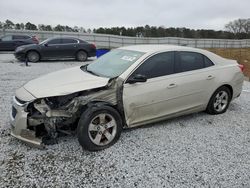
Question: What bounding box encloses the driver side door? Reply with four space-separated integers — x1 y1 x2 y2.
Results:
40 38 62 59
122 51 180 126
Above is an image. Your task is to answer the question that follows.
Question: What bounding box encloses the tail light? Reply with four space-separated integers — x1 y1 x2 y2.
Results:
32 36 39 44
91 43 96 49
238 64 244 72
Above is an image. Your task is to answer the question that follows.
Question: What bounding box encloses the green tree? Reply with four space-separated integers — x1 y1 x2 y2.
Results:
44 25 52 31
25 22 37 30
20 23 25 30
38 24 46 31
15 23 21 30
54 24 64 31
5 19 14 29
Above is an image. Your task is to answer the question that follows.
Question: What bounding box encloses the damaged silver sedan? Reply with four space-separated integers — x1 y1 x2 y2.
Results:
10 45 244 151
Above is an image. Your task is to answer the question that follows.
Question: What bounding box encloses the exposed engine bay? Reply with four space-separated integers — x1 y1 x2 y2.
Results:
21 78 123 147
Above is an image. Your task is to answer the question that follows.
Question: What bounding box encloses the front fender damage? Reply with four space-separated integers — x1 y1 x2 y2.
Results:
24 78 123 148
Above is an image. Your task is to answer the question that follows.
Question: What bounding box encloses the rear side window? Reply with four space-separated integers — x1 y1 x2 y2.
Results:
204 56 214 67
61 38 78 44
132 52 175 79
1 35 12 41
176 52 214 73
177 52 204 72
13 35 30 40
47 39 61 45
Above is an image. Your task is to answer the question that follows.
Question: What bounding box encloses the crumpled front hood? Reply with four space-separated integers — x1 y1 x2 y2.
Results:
23 66 110 98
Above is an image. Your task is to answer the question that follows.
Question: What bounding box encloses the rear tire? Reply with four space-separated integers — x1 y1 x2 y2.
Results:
77 104 122 151
206 86 232 115
76 50 88 62
27 51 39 63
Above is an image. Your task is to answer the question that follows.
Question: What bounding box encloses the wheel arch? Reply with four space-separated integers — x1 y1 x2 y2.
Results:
25 49 41 60
86 101 121 115
206 84 233 114
79 100 126 126
218 84 233 99
75 49 89 57
209 84 233 103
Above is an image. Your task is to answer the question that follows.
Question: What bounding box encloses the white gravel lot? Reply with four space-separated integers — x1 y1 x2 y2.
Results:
0 53 250 188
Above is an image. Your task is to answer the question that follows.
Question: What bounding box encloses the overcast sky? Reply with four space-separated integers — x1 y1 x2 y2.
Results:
0 0 249 30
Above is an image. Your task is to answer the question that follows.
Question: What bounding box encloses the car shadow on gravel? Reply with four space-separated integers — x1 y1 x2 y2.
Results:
0 53 95 64
0 51 14 54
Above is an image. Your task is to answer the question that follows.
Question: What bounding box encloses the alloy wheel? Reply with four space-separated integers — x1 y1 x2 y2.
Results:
88 113 117 146
213 90 229 112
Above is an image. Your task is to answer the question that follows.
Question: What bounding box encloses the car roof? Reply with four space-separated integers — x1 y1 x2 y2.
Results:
13 34 30 36
119 44 226 65
50 37 80 40
1 34 30 37
119 44 206 53
48 37 86 43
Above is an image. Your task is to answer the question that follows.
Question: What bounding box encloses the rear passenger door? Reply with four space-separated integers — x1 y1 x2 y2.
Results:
173 51 216 111
60 38 79 57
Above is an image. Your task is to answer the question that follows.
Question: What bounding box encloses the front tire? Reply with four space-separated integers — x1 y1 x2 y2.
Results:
27 51 39 63
206 86 232 115
76 50 88 62
77 105 122 151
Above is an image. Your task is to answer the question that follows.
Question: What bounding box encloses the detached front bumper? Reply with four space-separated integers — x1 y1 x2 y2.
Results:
10 96 44 148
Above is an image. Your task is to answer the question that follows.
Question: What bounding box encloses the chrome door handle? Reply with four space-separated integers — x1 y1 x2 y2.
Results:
207 75 215 80
167 83 177 89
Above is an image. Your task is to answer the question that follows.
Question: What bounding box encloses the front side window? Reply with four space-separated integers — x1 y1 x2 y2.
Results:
85 49 145 78
47 39 61 45
13 35 30 40
131 52 175 79
1 35 12 41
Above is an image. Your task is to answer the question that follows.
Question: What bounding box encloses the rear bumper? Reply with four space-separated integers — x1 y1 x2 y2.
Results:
232 73 245 100
88 49 97 57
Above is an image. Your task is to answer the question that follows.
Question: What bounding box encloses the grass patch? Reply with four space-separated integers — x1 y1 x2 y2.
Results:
206 48 250 77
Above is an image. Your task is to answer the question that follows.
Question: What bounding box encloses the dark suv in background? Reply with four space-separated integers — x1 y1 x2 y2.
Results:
14 37 96 62
0 34 39 51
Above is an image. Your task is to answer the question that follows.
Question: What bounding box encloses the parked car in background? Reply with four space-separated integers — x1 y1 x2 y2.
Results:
10 45 244 151
14 37 96 62
0 34 39 51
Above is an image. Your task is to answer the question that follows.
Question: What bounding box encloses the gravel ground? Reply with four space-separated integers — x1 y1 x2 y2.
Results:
0 53 250 188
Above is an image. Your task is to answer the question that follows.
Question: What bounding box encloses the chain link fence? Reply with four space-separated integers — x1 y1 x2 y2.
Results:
1 29 250 49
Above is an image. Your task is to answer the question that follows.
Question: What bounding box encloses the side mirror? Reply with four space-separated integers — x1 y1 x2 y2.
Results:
127 74 147 84
44 43 48 47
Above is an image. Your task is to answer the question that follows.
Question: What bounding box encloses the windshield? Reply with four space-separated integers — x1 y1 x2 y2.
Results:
40 38 50 44
86 49 145 78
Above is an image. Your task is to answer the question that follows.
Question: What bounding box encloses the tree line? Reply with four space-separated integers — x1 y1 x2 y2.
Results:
1 18 249 39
